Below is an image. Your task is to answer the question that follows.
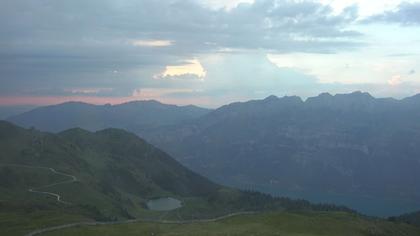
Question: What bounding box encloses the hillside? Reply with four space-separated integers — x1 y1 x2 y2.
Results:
0 105 35 120
0 120 220 219
7 93 420 217
143 92 420 216
392 211 420 227
7 100 211 133
0 120 220 235
0 121 358 235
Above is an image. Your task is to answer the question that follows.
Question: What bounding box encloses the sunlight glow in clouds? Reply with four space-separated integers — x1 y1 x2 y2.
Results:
66 88 114 95
161 59 207 79
267 50 417 86
388 75 403 86
132 88 198 99
132 40 173 47
2 0 420 107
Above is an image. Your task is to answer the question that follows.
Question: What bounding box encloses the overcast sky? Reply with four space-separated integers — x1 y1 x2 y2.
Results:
1 0 420 107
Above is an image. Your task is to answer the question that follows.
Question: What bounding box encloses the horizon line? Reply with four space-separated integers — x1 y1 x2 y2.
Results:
1 91 419 109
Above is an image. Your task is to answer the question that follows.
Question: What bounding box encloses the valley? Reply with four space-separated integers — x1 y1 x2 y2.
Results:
10 92 420 217
0 121 361 235
2 93 420 235
3 0 420 234
141 92 420 216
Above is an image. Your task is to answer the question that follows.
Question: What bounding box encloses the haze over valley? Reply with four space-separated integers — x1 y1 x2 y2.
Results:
2 0 420 235
8 92 420 217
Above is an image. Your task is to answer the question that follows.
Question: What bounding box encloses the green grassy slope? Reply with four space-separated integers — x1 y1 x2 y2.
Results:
0 120 221 217
391 211 420 227
42 212 420 236
1 121 418 235
0 208 89 236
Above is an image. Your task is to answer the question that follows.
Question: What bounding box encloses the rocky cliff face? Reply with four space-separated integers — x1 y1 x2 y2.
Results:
143 92 420 210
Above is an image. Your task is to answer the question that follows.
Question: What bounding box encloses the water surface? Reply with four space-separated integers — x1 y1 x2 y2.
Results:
147 197 182 211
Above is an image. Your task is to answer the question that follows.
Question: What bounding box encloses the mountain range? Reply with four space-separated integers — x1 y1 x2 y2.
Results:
8 100 211 133
0 121 361 235
6 92 420 217
142 92 420 216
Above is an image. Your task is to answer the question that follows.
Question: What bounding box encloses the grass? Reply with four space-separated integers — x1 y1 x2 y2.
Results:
0 209 89 236
1 123 419 235
40 211 420 236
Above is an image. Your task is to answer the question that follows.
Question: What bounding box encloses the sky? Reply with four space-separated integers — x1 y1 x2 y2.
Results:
1 0 420 108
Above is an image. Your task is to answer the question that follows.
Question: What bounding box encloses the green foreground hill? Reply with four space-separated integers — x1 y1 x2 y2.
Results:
0 121 419 235
0 120 220 217
392 210 420 227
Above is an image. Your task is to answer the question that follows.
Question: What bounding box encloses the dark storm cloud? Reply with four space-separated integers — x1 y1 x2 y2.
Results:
366 2 420 25
0 0 362 97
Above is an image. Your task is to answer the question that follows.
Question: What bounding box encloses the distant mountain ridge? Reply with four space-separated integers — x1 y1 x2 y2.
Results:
141 91 420 216
8 100 211 133
6 92 420 216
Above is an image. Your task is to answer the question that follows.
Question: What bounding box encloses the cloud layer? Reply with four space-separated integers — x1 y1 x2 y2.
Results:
367 2 420 25
0 0 419 106
0 0 362 98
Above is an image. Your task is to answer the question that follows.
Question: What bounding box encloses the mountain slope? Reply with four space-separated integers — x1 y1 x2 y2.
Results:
392 211 420 227
0 105 35 120
2 121 418 236
0 121 360 234
0 120 227 228
7 100 211 133
143 92 420 216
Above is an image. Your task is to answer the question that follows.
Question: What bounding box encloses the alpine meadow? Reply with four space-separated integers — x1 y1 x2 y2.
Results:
1 0 420 235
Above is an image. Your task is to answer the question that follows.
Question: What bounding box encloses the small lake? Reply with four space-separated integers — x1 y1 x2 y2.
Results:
146 197 182 211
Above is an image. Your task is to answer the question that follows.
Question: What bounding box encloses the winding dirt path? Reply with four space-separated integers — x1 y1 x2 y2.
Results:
1 164 257 236
0 164 77 204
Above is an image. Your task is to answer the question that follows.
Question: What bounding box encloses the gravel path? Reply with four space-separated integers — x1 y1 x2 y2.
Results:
0 164 77 204
0 164 257 236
